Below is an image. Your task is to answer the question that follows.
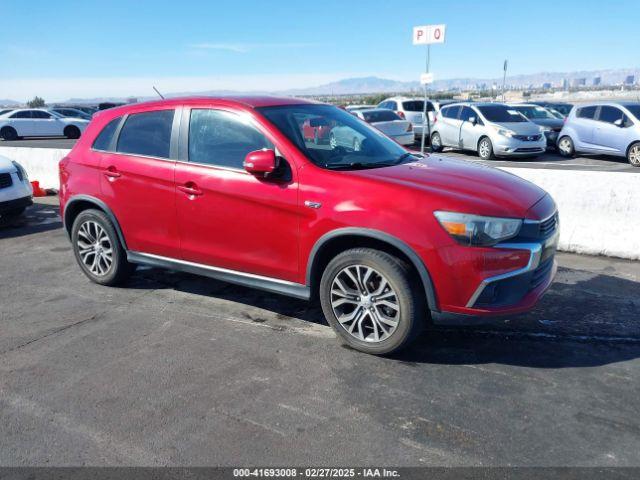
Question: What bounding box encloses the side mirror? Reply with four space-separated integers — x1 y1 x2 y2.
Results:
613 118 624 128
244 149 276 175
469 116 477 125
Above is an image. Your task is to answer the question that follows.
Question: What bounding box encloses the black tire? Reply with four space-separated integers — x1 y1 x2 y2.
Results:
71 209 133 286
319 248 425 355
1 126 18 141
430 132 443 152
477 136 494 160
64 126 81 139
627 142 640 167
3 206 26 217
557 136 575 158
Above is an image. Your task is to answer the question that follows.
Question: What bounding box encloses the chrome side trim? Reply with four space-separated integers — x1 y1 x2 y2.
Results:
465 242 543 308
127 251 310 300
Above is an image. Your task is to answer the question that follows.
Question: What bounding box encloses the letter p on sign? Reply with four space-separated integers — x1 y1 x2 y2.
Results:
413 24 446 45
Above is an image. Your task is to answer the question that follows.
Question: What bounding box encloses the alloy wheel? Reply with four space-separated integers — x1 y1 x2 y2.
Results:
77 220 113 276
431 133 441 149
479 140 490 158
330 265 400 343
558 137 572 155
629 145 640 165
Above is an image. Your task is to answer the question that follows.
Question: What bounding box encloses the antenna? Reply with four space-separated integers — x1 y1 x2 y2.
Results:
153 86 165 100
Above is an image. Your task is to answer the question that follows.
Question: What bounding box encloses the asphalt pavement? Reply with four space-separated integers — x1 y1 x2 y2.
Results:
0 197 639 467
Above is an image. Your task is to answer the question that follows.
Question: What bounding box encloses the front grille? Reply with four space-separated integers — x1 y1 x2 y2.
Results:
530 256 554 290
513 134 542 141
539 213 558 238
0 173 13 189
514 147 544 152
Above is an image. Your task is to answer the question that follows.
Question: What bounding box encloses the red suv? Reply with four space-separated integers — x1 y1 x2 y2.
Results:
59 97 558 355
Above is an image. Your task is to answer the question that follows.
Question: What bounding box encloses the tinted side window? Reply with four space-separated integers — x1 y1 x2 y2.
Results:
32 111 51 119
442 106 461 119
11 111 32 118
116 110 174 158
188 109 273 169
577 106 597 119
459 107 475 122
598 106 624 124
93 117 122 151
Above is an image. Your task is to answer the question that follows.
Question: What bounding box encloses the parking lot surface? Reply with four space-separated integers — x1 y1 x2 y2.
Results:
1 198 639 466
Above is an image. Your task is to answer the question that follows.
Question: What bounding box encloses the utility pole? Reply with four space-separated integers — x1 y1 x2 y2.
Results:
420 44 431 155
502 60 508 102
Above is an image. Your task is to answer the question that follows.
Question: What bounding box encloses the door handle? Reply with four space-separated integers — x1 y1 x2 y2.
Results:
177 183 203 197
103 167 121 179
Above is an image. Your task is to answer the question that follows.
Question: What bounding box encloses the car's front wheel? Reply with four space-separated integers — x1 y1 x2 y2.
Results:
430 132 443 152
478 137 494 160
627 142 640 167
71 209 134 286
558 136 575 157
320 248 425 355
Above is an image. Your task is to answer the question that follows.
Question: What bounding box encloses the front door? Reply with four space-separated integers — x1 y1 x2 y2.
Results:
175 107 300 282
31 111 61 135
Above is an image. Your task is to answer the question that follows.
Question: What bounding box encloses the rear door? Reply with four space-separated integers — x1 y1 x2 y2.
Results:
458 106 481 150
9 110 35 136
593 105 631 154
175 107 299 281
98 108 180 258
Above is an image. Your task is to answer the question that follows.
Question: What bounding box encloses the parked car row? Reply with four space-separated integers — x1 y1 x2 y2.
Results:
0 108 90 140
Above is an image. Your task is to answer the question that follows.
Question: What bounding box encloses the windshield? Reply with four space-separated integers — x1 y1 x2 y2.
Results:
258 104 412 170
513 106 556 120
625 105 640 121
478 105 527 123
362 110 401 122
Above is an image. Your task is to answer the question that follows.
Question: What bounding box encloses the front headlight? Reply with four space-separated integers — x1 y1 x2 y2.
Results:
434 211 522 246
540 126 551 133
11 161 28 182
493 127 515 138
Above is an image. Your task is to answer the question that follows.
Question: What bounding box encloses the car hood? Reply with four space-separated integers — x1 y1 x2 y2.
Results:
490 121 542 135
528 118 564 129
0 154 16 172
351 155 548 218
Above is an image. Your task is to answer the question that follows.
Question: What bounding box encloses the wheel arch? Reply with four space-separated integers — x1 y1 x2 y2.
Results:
306 228 439 313
64 195 127 249
625 140 640 158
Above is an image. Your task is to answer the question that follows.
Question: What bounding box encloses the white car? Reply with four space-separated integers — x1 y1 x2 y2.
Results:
377 96 440 139
0 108 89 140
0 155 33 218
352 108 415 145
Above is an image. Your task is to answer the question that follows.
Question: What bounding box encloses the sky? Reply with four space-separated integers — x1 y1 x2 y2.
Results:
1 0 639 101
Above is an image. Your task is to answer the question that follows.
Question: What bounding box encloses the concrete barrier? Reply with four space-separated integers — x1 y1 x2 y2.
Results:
501 167 640 261
0 146 638 260
0 147 70 190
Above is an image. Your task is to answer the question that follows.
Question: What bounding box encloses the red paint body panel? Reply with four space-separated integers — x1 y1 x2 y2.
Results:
60 96 557 317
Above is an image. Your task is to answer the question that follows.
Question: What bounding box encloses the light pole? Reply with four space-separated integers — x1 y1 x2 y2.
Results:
502 59 508 102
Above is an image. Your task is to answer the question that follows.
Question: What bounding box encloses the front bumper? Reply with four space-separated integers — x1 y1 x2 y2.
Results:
493 136 546 156
0 195 33 214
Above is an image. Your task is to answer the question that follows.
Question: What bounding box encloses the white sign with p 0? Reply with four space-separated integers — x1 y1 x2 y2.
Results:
413 24 446 45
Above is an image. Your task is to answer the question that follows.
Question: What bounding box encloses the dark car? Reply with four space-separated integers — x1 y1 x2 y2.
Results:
510 104 565 148
531 101 574 117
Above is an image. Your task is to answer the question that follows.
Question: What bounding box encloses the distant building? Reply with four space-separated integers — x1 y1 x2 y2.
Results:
542 82 551 89
593 77 601 86
572 78 586 87
625 75 635 85
562 78 569 89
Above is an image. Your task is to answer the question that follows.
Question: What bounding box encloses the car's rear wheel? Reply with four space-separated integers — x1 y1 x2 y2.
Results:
64 126 81 139
430 132 443 152
478 137 494 160
558 136 575 157
0 126 18 141
627 142 640 167
320 248 425 355
71 209 133 286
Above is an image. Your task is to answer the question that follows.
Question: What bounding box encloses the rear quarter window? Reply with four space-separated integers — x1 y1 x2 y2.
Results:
576 106 597 119
92 117 122 151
